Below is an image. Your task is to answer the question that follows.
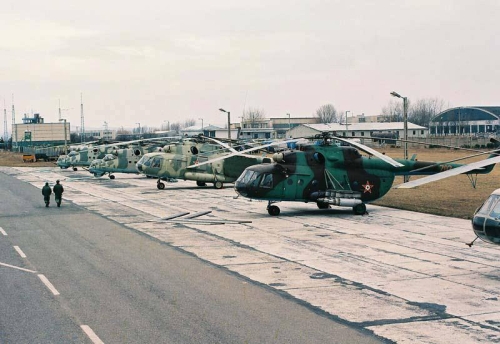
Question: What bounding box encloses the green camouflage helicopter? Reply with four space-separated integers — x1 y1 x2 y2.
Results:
136 135 275 189
215 132 500 216
88 144 166 179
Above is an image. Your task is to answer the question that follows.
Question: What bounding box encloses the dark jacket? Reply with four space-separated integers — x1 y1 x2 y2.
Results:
42 184 52 197
53 184 64 197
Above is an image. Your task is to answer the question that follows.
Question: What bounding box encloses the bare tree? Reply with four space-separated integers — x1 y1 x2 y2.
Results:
184 119 196 128
116 127 131 135
243 108 266 128
170 122 181 133
380 98 446 127
380 100 404 122
315 104 338 124
408 98 446 128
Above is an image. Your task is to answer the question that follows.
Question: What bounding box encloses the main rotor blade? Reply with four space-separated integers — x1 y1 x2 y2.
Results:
334 137 404 167
395 155 500 189
187 139 299 168
408 149 500 174
201 136 238 153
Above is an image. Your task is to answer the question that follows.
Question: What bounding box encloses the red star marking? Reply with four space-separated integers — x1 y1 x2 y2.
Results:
362 181 374 194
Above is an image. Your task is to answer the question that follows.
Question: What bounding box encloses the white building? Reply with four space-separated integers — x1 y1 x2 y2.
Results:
287 122 428 140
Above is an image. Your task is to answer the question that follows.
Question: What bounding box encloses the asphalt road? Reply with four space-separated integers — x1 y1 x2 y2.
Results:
0 171 386 344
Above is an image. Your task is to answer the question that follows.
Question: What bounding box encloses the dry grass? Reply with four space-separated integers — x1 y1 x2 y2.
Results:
0 148 498 219
0 151 57 167
371 147 498 219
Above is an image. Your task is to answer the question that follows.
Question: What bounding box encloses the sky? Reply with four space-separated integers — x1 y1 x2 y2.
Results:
1 0 499 133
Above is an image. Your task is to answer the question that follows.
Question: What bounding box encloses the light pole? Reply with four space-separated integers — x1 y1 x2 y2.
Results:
390 91 408 181
136 122 141 137
287 113 291 137
199 118 204 134
59 118 67 154
345 111 350 135
219 108 231 142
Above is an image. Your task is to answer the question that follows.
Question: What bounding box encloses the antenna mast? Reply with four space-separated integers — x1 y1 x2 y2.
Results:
58 99 61 120
80 93 85 143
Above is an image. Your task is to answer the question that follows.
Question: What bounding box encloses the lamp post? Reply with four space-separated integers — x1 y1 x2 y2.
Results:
287 113 291 137
390 91 408 182
59 118 67 154
199 118 204 134
345 111 350 135
219 108 231 142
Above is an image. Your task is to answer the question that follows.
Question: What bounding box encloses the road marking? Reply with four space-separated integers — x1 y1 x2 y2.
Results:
0 227 7 236
13 246 27 258
37 274 60 296
81 325 105 344
0 261 36 273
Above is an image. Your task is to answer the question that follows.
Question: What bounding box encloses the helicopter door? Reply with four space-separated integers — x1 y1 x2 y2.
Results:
258 172 285 199
280 174 303 201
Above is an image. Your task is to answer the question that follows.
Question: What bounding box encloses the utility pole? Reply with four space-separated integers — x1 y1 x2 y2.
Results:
80 93 85 143
219 108 231 143
11 94 16 151
59 118 67 154
3 100 7 150
345 111 350 135
390 91 409 182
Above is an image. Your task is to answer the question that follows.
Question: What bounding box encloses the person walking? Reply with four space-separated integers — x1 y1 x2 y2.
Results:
42 182 52 207
53 180 64 207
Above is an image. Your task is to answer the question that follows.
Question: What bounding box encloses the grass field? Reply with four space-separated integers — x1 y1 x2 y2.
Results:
371 147 498 219
1 147 498 219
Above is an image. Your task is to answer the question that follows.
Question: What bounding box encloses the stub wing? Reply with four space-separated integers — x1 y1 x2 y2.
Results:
395 155 500 189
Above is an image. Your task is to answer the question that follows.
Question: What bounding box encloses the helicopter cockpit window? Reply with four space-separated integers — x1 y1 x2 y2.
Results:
138 156 152 167
237 170 259 184
488 197 500 218
151 157 162 168
260 174 273 188
477 195 500 216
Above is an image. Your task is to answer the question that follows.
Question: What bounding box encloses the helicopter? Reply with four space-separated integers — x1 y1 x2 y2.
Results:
88 144 165 179
56 137 177 171
136 135 278 189
212 132 500 216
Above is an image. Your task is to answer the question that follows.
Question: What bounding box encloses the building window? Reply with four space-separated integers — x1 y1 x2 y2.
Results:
421 130 424 135
361 132 365 136
413 130 416 135
352 132 355 136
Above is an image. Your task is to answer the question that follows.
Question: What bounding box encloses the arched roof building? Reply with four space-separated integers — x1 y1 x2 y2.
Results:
430 106 500 135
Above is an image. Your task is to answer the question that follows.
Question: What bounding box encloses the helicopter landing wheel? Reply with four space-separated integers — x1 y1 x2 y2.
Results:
214 181 223 189
73 167 78 171
196 181 206 187
109 175 115 180
353 203 366 215
317 201 330 209
267 205 280 216
157 182 165 190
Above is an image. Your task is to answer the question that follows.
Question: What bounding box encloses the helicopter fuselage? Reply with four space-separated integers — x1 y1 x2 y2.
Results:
472 188 500 245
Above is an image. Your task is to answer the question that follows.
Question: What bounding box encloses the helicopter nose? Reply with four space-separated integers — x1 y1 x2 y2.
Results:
136 163 143 172
234 182 248 197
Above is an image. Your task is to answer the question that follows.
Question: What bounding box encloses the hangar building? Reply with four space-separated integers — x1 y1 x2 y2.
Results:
430 107 500 135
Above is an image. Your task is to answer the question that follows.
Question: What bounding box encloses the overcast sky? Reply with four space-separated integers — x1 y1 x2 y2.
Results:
1 0 499 132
